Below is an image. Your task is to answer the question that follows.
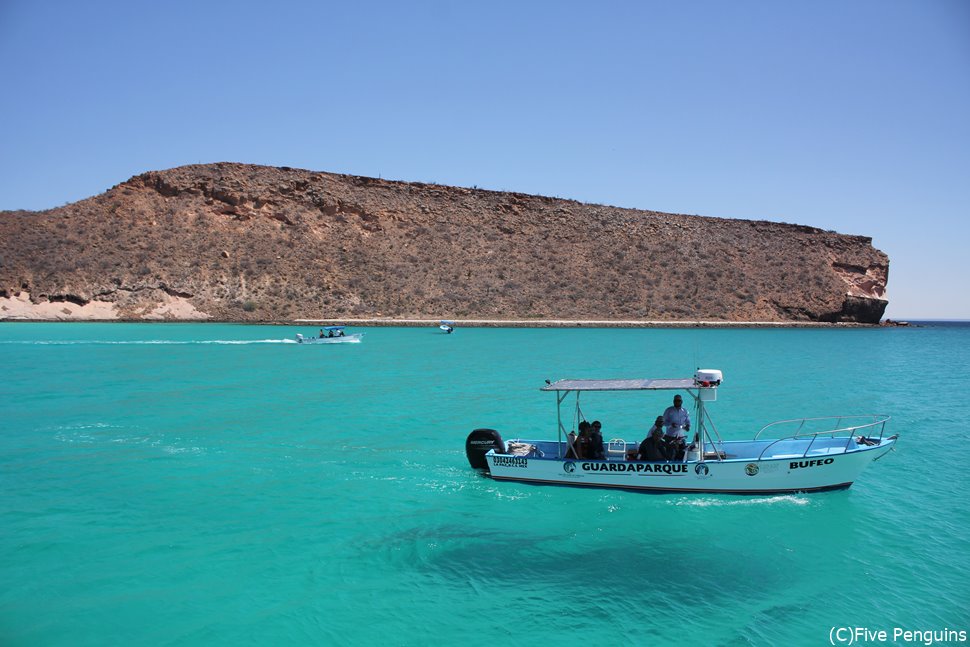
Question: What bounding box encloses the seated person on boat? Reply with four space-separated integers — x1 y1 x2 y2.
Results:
637 417 670 461
575 421 591 459
588 420 605 459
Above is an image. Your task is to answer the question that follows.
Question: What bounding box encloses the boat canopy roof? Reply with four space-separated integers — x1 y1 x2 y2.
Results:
440 320 455 325
541 378 698 392
323 326 345 331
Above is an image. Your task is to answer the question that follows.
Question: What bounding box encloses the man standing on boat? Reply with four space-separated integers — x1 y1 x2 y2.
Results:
663 395 691 459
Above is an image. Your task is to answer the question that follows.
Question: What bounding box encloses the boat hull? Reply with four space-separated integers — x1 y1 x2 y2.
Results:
295 333 362 344
485 438 896 494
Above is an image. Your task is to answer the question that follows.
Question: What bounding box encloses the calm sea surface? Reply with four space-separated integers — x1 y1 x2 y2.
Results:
1 322 968 646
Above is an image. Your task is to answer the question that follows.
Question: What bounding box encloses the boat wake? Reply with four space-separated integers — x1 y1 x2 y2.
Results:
1 339 295 345
52 422 207 455
669 495 811 507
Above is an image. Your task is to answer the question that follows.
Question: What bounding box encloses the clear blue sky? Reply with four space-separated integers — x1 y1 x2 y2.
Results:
1 1 967 319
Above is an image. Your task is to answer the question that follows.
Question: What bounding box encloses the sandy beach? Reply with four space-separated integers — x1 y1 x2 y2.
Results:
0 292 209 321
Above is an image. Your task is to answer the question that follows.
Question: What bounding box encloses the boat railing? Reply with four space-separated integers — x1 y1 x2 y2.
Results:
754 415 891 461
607 438 627 461
700 407 726 460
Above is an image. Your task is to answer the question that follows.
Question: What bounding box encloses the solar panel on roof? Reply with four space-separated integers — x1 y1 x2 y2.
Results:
540 378 698 392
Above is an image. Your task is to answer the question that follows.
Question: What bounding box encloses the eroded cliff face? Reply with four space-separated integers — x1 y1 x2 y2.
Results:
0 162 889 323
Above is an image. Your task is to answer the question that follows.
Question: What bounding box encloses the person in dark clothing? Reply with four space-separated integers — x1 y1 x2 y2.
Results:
588 420 605 460
637 423 669 461
576 421 591 459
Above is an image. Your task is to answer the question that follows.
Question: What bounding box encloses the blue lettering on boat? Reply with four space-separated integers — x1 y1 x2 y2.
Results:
493 456 528 468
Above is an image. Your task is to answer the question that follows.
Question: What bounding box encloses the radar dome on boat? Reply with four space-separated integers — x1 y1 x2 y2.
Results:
695 369 722 386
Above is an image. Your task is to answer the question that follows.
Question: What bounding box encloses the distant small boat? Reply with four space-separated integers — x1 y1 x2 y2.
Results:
296 326 362 344
439 320 455 333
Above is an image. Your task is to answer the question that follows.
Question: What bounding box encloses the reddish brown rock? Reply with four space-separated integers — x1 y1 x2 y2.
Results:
0 162 889 323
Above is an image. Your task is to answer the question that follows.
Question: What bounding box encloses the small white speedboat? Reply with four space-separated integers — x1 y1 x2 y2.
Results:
465 370 896 494
296 326 362 344
439 320 455 333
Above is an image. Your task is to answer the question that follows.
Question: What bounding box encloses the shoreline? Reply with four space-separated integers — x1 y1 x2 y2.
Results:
293 318 877 328
0 292 895 327
0 316 882 328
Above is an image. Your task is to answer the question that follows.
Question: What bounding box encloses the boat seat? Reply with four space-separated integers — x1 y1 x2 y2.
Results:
607 438 627 460
506 441 537 456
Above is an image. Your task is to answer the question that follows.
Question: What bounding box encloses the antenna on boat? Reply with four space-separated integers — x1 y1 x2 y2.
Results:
692 338 699 378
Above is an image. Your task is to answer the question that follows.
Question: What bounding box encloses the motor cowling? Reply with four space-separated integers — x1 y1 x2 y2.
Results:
465 428 505 471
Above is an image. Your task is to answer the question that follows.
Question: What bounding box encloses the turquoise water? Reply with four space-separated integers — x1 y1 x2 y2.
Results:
1 323 968 646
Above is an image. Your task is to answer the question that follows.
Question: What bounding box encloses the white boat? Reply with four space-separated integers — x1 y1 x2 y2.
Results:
439 320 455 333
465 370 897 494
295 326 362 344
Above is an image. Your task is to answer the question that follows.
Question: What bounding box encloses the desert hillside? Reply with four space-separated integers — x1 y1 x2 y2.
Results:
0 162 888 323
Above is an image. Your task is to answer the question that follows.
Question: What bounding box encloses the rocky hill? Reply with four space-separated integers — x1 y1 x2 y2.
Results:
0 162 888 323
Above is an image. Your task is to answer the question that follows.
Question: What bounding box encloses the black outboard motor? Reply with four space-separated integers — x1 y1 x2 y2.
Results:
465 428 505 471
